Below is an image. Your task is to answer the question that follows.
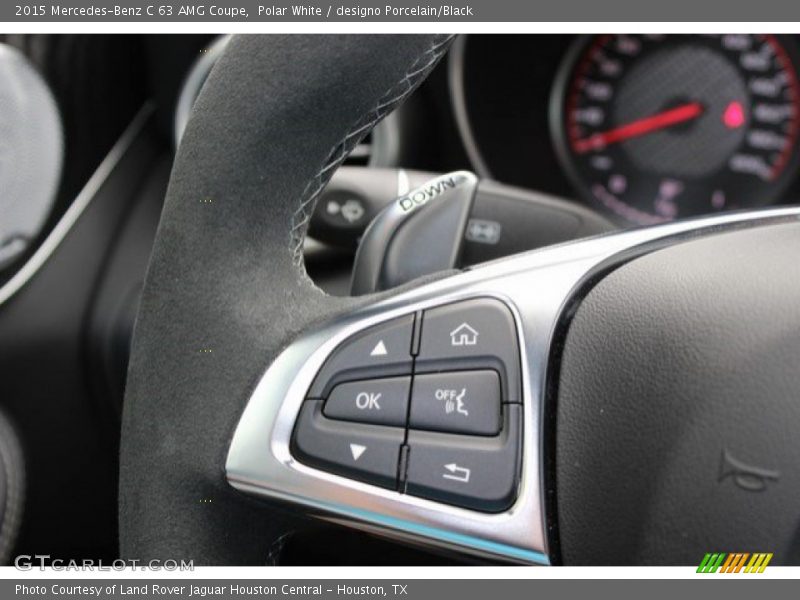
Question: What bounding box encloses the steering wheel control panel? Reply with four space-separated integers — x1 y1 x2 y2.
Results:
228 207 800 563
291 298 523 512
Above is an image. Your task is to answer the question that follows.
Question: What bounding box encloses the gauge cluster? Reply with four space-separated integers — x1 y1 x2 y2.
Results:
452 34 800 226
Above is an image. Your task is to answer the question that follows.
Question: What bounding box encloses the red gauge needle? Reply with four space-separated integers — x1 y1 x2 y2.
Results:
573 101 704 154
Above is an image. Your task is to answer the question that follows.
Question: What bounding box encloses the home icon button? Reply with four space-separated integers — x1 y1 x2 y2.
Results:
417 298 521 403
449 322 478 346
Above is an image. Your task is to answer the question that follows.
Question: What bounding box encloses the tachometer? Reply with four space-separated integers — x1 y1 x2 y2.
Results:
552 34 800 224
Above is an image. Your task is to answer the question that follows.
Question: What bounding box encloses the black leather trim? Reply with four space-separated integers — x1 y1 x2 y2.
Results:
555 223 800 565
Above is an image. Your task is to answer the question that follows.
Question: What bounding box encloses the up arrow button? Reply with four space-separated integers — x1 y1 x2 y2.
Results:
307 314 414 399
370 340 388 356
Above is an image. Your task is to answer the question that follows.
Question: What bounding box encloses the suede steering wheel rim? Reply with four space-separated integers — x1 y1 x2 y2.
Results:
119 35 453 565
120 34 800 566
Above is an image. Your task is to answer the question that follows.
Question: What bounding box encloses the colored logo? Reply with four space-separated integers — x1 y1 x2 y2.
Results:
697 552 773 573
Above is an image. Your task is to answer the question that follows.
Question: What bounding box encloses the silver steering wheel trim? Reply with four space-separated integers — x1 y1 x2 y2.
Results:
226 206 800 565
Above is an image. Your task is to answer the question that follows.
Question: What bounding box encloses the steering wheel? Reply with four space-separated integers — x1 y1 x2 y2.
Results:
120 35 800 566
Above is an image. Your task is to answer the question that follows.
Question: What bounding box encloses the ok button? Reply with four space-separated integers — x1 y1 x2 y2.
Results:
356 391 382 410
323 376 410 427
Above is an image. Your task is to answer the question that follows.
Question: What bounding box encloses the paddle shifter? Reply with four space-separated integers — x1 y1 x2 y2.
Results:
289 171 610 511
342 170 614 295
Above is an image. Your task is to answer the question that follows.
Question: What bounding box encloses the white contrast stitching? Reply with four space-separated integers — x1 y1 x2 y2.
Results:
289 35 456 266
265 531 293 566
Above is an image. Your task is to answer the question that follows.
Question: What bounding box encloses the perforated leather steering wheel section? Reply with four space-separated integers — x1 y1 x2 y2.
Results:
122 34 800 566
